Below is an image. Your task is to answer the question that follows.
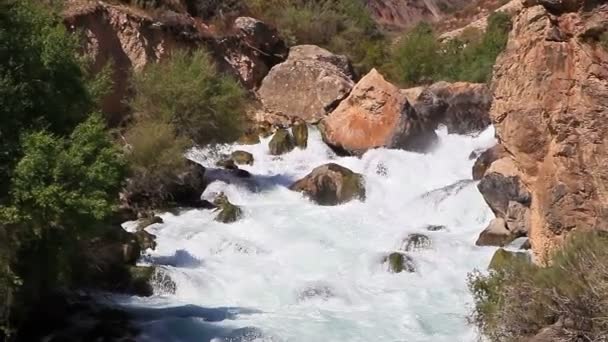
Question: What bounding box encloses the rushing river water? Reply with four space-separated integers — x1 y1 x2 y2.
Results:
118 126 497 342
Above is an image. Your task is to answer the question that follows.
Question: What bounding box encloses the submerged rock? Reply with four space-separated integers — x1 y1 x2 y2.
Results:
128 266 176 297
134 230 157 251
292 120 309 149
297 284 335 302
402 233 432 251
383 252 416 273
426 225 447 232
268 128 295 155
213 193 243 223
216 157 238 170
290 163 365 206
231 150 254 165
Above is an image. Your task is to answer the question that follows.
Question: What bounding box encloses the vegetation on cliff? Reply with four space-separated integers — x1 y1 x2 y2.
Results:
469 231 608 341
391 12 511 86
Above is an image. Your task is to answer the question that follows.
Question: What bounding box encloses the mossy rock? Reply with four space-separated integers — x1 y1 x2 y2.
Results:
269 129 295 155
290 163 365 206
213 193 243 223
383 252 416 273
488 248 531 271
136 215 163 231
292 121 308 149
238 132 261 145
128 266 156 296
402 233 432 252
216 157 237 169
231 150 254 165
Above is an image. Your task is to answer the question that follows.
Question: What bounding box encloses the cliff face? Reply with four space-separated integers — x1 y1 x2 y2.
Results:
63 1 286 126
488 0 608 261
365 0 469 29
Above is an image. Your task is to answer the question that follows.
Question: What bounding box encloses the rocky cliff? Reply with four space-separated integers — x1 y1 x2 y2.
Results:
366 0 469 29
482 0 608 261
63 1 286 126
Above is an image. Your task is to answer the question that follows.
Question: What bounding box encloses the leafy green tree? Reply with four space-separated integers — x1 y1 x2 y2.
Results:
0 0 98 198
130 49 246 145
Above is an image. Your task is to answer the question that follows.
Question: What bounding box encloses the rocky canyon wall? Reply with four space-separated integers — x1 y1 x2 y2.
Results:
483 0 608 261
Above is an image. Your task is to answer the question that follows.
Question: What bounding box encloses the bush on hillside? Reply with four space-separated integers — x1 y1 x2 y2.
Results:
123 120 190 209
130 49 246 146
244 0 389 74
468 231 608 341
391 12 512 86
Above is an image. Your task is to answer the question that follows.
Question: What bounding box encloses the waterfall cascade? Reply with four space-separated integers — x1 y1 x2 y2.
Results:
118 126 497 342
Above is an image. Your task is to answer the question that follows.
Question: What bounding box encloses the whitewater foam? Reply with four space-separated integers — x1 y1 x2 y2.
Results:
119 127 497 342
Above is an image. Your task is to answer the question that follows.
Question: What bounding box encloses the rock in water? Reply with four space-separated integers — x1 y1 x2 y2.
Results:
136 216 163 231
231 150 254 165
383 252 415 273
213 193 243 223
292 121 308 149
320 69 437 155
476 218 520 247
472 145 507 180
407 81 492 135
268 129 295 155
488 248 531 271
258 45 354 123
290 163 365 206
402 233 432 251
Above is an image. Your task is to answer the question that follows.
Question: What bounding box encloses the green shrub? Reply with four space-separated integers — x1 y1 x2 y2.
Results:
244 0 389 74
391 12 512 86
468 231 608 342
130 49 246 146
123 120 190 209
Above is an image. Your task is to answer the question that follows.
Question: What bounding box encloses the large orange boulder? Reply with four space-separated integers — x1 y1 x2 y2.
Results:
319 69 437 155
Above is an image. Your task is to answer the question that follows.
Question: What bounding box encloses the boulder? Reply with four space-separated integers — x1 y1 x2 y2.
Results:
257 45 355 123
472 145 507 180
268 129 295 155
320 69 437 155
292 121 309 149
290 163 366 206
216 158 238 170
478 172 531 218
213 193 243 223
488 248 531 271
136 216 163 231
231 151 254 165
216 17 288 89
408 81 492 135
476 218 520 247
383 252 416 273
134 230 157 251
401 233 432 251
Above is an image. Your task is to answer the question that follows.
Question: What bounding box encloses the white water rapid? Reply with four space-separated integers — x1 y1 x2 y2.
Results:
119 126 498 342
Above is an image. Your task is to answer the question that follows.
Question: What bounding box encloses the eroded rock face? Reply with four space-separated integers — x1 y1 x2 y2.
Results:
63 4 286 126
407 81 492 135
489 2 608 260
366 0 469 29
320 69 437 155
257 45 355 123
290 163 365 206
